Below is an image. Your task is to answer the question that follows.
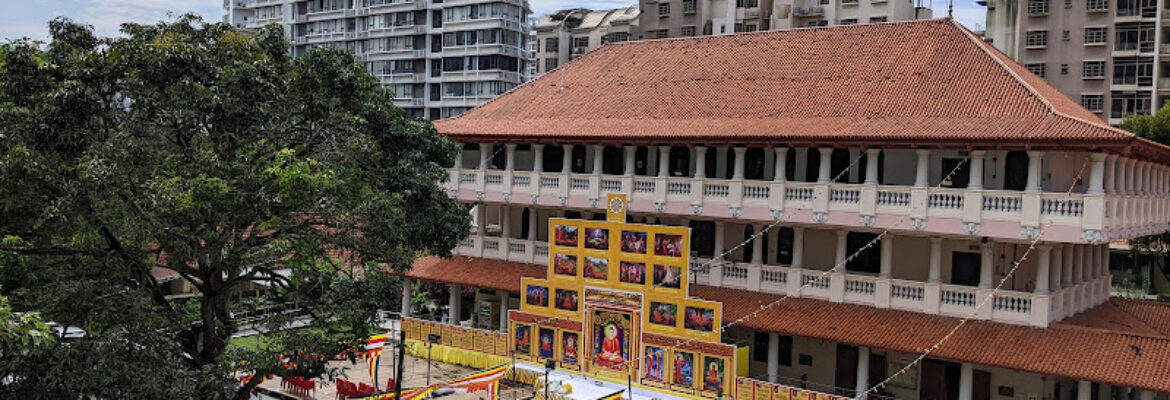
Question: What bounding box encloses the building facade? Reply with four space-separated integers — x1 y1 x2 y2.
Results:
632 0 933 40
411 19 1170 400
223 0 531 120
982 0 1168 125
534 7 639 75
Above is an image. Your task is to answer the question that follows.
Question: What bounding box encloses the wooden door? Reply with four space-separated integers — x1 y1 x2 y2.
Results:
834 345 858 397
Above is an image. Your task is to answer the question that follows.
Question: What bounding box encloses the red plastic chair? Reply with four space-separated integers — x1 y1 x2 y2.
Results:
359 383 376 395
385 378 396 391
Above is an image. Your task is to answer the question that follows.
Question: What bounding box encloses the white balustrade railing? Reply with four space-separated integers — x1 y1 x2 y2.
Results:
570 177 589 190
1041 198 1084 216
668 181 691 195
830 188 860 204
540 176 559 189
534 243 549 257
485 173 503 186
634 179 656 193
762 268 787 284
460 238 475 249
802 274 831 290
512 175 530 188
483 238 500 253
744 184 770 200
844 276 876 295
459 173 476 184
993 293 1032 313
705 183 730 198
786 187 814 201
983 193 1021 212
941 286 977 308
928 192 964 209
877 190 910 206
723 264 748 280
508 242 526 254
601 179 621 192
890 282 924 301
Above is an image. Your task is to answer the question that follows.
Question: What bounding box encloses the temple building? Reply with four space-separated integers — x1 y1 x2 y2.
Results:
406 19 1170 400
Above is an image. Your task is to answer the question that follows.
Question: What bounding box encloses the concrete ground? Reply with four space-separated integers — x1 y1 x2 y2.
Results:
256 345 533 400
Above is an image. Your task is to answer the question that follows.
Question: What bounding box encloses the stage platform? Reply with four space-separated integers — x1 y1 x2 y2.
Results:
514 362 693 400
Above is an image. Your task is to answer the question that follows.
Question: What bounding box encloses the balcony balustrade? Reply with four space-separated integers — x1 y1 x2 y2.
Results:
447 168 1169 243
452 235 1107 327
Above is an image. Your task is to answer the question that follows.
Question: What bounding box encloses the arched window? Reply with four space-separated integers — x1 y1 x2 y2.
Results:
571 146 588 173
742 224 755 262
690 221 716 257
491 144 506 169
635 147 649 175
520 208 530 239
1004 151 1028 191
804 149 821 182
830 149 851 183
670 147 691 177
785 148 797 181
705 149 718 178
745 148 766 180
602 146 623 175
543 145 564 172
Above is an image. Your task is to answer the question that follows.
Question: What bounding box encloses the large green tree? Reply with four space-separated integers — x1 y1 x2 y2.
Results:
0 16 469 398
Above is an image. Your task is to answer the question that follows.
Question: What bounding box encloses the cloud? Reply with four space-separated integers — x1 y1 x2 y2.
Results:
75 0 222 37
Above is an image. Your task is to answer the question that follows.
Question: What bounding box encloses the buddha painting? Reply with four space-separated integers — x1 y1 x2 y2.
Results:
592 311 630 370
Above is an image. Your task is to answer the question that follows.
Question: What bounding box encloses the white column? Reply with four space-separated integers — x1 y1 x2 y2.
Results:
1116 157 1129 195
476 204 487 235
855 347 871 398
497 291 509 331
527 207 538 241
774 147 789 182
1062 245 1074 288
533 144 545 173
1088 153 1107 195
958 364 974 400
915 149 930 187
480 143 493 169
504 144 517 170
454 145 464 169
968 150 985 190
864 148 881 185
1105 154 1119 194
928 237 942 284
591 145 604 175
448 285 462 323
623 146 636 176
1076 381 1092 400
694 146 708 178
1139 162 1150 195
1050 244 1063 292
979 241 994 289
751 224 764 264
733 147 747 180
879 233 893 278
791 227 805 269
835 230 848 268
1026 150 1044 192
1035 245 1051 293
766 333 780 383
714 221 726 260
1126 157 1137 195
561 144 573 173
500 206 512 239
401 278 412 317
659 146 671 178
1074 245 1085 284
818 148 833 183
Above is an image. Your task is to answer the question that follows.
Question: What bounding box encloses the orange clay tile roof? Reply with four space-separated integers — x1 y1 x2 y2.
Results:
434 19 1170 163
407 255 1170 392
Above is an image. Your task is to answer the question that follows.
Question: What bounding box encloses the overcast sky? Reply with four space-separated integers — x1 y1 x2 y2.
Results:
1 0 986 42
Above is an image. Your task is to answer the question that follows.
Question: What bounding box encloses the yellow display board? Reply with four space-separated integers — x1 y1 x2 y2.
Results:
548 218 690 298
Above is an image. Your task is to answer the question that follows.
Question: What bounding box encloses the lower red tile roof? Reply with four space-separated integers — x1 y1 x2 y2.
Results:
434 19 1170 164
407 256 1170 392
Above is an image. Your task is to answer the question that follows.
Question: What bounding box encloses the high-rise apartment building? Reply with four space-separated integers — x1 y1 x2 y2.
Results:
983 0 1166 125
223 0 532 120
632 0 932 40
534 7 639 75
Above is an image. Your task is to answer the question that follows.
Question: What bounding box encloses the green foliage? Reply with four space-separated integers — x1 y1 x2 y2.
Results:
1121 102 1170 288
0 293 51 356
0 15 468 399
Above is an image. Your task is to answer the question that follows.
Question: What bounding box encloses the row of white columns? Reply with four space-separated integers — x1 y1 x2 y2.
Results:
475 204 542 242
1098 154 1170 196
401 278 511 331
465 145 1127 193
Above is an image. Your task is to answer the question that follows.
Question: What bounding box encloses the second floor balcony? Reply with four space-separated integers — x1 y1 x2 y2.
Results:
446 144 1170 245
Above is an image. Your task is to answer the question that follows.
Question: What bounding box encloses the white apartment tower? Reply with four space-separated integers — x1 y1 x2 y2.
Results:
223 0 531 120
983 0 1169 125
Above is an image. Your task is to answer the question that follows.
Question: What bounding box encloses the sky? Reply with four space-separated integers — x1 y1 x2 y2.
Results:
0 0 986 42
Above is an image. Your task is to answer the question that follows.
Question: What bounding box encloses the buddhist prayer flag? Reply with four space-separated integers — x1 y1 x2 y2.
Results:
365 333 388 391
441 364 509 400
348 385 438 400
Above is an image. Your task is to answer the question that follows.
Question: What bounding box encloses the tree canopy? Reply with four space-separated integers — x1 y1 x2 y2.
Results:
0 16 469 398
1122 102 1170 295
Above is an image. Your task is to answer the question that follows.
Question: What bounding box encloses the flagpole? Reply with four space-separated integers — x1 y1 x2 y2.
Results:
394 327 407 400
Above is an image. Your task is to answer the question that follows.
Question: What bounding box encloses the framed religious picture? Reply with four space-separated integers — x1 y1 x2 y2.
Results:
700 356 726 396
641 345 668 388
654 233 684 257
684 306 716 332
591 309 632 372
554 224 579 247
653 264 683 290
560 331 580 370
554 288 580 313
620 230 648 254
647 302 678 328
619 261 647 285
671 350 696 392
526 284 549 308
538 327 556 359
584 227 609 250
513 323 532 358
584 257 609 281
553 254 578 277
